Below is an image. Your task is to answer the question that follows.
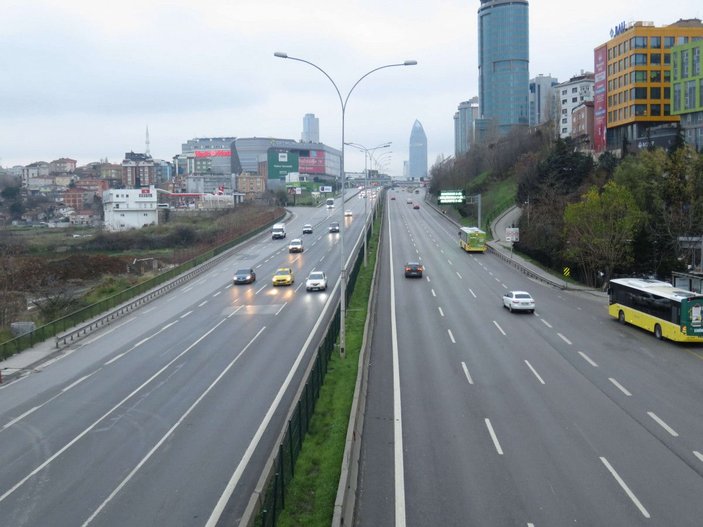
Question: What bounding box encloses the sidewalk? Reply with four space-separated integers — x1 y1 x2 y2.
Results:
0 337 60 384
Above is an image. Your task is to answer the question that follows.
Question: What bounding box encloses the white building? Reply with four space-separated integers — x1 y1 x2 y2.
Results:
555 72 594 138
103 186 158 231
302 113 320 143
529 74 559 127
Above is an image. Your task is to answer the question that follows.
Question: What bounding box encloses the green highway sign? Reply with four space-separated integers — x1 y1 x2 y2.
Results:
438 190 465 204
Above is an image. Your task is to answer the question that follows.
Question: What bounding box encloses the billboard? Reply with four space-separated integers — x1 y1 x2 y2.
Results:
194 150 231 157
593 44 608 153
299 150 326 174
267 149 299 179
438 190 465 204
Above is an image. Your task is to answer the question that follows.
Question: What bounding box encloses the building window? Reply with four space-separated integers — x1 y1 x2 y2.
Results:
673 84 681 112
664 70 671 82
632 53 647 66
664 36 675 48
572 97 577 103
700 79 703 106
694 47 701 76
562 118 567 124
650 53 661 65
686 80 696 110
562 89 567 95
650 70 661 82
562 99 567 104
562 109 567 114
572 87 578 93
650 87 661 99
632 87 647 99
634 104 647 116
632 36 647 49
664 53 671 65
664 86 671 99
650 36 661 48
682 50 690 78
679 36 689 45
664 104 671 115
650 104 661 116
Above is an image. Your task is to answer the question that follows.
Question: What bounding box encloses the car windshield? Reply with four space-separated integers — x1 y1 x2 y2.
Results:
277 269 290 275
235 269 250 275
309 272 324 280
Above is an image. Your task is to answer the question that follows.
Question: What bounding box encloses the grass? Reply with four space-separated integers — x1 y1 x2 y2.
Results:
275 215 380 527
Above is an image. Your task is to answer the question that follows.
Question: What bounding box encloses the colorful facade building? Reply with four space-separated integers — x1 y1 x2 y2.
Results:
595 19 703 153
671 39 703 151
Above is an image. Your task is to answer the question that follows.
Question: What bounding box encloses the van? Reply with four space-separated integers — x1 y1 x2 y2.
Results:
272 223 286 239
326 198 335 209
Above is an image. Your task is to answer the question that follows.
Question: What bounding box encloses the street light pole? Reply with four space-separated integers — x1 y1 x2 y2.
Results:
274 52 416 358
345 141 391 267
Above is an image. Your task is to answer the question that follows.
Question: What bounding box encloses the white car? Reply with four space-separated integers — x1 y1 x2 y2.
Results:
344 210 353 218
306 271 328 291
288 238 304 253
502 291 535 313
302 224 313 234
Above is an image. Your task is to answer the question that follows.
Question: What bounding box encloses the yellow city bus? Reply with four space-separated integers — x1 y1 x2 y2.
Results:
458 227 487 253
608 278 703 342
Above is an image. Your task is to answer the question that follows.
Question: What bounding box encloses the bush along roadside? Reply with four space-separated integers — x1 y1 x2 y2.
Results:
271 212 381 527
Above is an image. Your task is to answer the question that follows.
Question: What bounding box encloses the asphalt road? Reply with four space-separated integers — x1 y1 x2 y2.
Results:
356 189 703 526
0 192 372 527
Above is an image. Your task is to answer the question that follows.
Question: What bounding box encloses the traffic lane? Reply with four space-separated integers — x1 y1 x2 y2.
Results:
384 208 703 524
417 244 703 525
354 217 396 527
480 259 703 462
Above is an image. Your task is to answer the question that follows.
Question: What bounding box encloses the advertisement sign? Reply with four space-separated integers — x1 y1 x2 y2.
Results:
319 186 333 193
267 149 299 179
506 227 520 242
299 150 327 174
194 150 231 158
593 44 608 153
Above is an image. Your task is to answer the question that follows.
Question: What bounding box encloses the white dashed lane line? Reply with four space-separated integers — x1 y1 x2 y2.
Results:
647 411 679 437
493 321 506 336
469 289 476 298
557 333 572 345
485 419 504 455
438 307 444 317
431 289 436 297
524 360 545 384
456 272 462 279
448 329 456 344
600 457 650 518
540 319 553 328
608 377 632 396
180 311 193 319
461 362 474 385
578 351 598 367
199 301 208 307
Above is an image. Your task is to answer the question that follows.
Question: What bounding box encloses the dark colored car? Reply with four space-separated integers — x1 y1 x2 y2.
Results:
404 262 424 278
233 268 256 285
413 203 420 209
329 222 340 233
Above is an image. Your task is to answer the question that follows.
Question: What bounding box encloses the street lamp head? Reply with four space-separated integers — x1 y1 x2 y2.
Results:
404 60 418 66
274 52 288 59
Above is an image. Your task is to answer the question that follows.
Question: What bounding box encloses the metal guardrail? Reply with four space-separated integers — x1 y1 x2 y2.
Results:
486 244 566 290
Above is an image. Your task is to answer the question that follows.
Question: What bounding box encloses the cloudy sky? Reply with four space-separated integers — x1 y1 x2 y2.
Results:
1 0 702 177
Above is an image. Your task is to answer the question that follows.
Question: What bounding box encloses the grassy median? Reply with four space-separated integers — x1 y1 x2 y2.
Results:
276 215 381 527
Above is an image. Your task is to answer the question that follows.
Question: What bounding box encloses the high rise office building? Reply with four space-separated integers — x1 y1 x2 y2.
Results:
529 74 559 127
454 97 480 155
301 113 320 142
408 120 428 180
478 0 530 137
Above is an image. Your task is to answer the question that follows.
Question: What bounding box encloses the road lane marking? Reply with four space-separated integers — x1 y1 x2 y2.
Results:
199 301 208 307
540 319 553 328
525 360 545 384
104 321 178 365
648 411 679 437
0 318 230 507
255 284 267 294
61 372 98 393
447 259 453 266
426 276 431 282
431 289 436 297
438 307 444 317
83 326 267 527
485 418 503 455
493 321 506 336
469 289 476 298
456 272 462 279
600 457 650 518
578 351 598 367
448 329 456 343
694 451 703 463
180 311 193 319
461 362 474 385
212 291 221 297
557 333 572 345
608 378 631 396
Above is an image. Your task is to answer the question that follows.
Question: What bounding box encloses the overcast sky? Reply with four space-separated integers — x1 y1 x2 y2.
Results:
1 0 702 177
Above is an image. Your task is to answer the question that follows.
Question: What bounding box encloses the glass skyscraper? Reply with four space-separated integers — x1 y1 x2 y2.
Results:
408 120 428 180
478 0 529 137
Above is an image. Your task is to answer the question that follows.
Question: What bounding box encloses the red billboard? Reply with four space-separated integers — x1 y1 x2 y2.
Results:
593 44 608 153
298 150 326 174
194 150 231 158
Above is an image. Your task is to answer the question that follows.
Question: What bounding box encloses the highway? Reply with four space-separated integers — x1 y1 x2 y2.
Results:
355 189 703 526
0 192 370 527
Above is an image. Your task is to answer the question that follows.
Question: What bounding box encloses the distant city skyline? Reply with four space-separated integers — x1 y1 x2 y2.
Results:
1 1 702 175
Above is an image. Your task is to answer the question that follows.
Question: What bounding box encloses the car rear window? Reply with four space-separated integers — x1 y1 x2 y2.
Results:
515 293 531 299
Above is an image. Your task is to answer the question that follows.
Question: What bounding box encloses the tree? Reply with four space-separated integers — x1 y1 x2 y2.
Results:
563 181 643 287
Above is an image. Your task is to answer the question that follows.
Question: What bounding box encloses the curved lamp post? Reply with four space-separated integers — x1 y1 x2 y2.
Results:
345 141 391 267
274 52 416 358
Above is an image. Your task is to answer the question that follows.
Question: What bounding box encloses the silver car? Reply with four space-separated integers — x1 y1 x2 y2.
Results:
306 271 328 292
